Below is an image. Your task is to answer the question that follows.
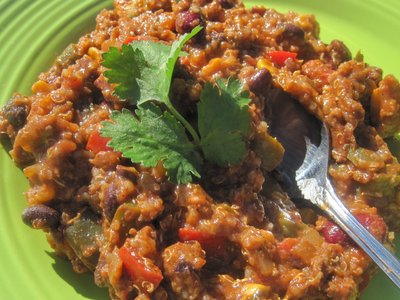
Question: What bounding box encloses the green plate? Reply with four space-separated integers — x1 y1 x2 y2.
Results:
0 0 399 299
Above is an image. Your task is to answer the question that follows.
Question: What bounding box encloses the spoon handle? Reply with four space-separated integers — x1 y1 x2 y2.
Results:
325 179 400 288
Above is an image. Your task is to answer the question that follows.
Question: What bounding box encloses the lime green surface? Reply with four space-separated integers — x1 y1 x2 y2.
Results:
0 0 399 299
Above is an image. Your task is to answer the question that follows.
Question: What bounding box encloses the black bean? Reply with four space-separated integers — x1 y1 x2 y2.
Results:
22 204 60 229
175 261 194 274
277 24 305 43
5 104 28 129
327 40 352 65
175 11 203 34
220 0 234 9
104 184 118 221
138 172 159 193
249 69 273 95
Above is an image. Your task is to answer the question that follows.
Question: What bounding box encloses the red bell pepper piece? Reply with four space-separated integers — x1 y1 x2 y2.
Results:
119 246 163 286
267 50 297 66
178 228 226 254
124 36 158 45
124 36 139 45
86 131 113 154
277 237 297 261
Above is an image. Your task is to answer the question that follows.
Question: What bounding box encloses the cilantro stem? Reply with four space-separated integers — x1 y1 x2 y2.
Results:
166 103 201 145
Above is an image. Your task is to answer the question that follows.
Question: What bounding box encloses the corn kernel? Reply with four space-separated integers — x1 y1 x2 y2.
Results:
88 47 101 61
256 58 277 74
32 80 51 94
240 283 271 300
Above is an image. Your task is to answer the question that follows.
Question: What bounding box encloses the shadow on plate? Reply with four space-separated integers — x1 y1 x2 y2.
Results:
47 251 109 300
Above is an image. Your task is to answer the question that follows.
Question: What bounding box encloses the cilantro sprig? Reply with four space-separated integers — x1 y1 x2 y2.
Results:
101 105 202 184
102 26 202 144
100 27 252 184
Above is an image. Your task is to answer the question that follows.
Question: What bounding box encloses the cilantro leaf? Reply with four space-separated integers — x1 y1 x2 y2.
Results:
197 78 251 166
216 78 251 106
102 26 202 108
102 26 202 144
131 42 171 68
130 41 172 104
132 26 202 106
165 25 202 88
102 45 146 101
100 105 202 184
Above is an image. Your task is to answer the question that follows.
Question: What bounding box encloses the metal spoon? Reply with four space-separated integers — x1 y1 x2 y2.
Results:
267 89 400 289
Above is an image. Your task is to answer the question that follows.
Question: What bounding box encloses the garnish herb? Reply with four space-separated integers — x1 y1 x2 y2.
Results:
198 78 251 166
100 27 252 184
102 45 145 102
101 104 202 185
102 26 202 144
